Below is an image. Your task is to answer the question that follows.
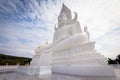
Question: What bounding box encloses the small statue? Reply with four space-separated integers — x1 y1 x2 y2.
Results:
84 26 90 41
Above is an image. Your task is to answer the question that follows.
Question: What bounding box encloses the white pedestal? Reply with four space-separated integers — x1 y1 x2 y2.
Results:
17 66 51 76
52 65 115 77
20 52 52 76
52 42 115 77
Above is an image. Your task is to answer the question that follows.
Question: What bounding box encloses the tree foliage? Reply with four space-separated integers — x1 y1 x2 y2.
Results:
116 54 120 64
108 54 120 64
0 54 32 65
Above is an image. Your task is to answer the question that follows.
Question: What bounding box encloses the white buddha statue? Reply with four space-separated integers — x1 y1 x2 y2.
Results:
52 4 89 51
30 4 115 77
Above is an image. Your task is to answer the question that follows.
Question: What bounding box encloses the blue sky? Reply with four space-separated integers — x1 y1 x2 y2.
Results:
0 0 120 58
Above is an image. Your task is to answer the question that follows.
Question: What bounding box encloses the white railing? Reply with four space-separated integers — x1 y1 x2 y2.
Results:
0 65 18 72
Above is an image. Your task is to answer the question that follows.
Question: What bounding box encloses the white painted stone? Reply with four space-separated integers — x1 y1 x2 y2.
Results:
29 4 115 78
52 65 115 77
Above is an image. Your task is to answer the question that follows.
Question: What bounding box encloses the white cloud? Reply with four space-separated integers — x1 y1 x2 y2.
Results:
96 29 120 59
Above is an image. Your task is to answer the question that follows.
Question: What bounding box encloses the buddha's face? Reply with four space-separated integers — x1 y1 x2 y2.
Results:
58 13 68 26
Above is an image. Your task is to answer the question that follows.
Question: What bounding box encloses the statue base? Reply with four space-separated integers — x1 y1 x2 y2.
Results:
19 52 52 76
52 42 115 77
27 66 51 76
52 65 115 77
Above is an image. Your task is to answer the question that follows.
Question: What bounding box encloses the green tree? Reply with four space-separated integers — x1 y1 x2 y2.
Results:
108 58 117 64
116 54 120 64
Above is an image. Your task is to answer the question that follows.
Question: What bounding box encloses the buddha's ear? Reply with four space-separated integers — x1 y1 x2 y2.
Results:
72 12 78 22
54 24 58 30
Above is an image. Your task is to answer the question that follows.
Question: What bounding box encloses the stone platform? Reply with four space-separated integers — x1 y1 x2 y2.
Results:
0 70 118 80
0 65 119 80
52 65 115 77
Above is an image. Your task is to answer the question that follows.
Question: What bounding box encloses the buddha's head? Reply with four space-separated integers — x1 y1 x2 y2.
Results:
58 13 68 25
57 4 78 29
58 4 72 27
